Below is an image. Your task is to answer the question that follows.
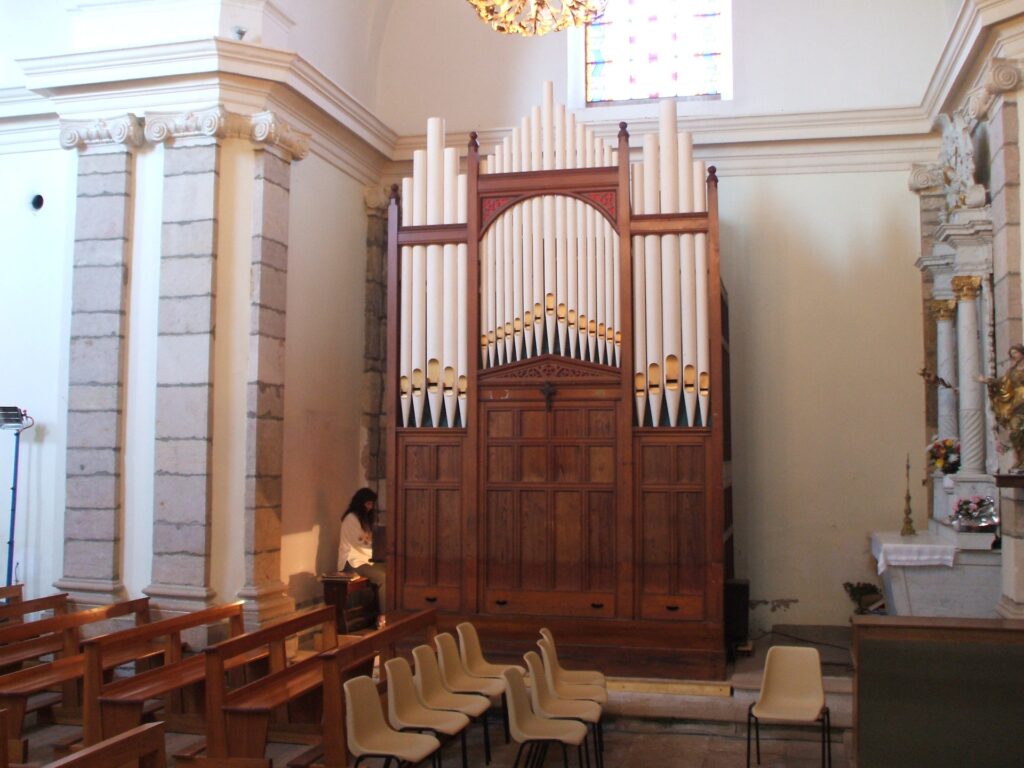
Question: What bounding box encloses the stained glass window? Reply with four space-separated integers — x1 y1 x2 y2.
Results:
586 0 732 104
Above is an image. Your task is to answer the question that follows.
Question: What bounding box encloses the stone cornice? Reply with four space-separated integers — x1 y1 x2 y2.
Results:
59 113 143 149
936 208 995 248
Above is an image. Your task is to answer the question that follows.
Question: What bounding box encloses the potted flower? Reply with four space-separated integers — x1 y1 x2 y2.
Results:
927 437 960 478
949 495 998 532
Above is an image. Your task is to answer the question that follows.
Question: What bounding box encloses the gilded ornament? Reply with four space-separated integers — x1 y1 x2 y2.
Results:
951 275 982 300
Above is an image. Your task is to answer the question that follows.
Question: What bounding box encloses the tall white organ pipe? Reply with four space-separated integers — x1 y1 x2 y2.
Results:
425 118 444 427
400 176 414 427
501 137 514 363
594 138 606 364
511 128 524 361
442 147 458 427
604 142 615 365
411 149 427 427
643 133 663 425
678 130 698 427
693 159 710 426
530 106 544 354
542 84 556 354
521 116 535 357
555 104 568 355
631 164 646 422
659 100 682 426
457 173 468 426
566 114 578 359
493 145 506 365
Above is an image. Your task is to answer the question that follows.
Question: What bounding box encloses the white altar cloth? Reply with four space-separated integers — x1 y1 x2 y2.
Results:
870 531 956 574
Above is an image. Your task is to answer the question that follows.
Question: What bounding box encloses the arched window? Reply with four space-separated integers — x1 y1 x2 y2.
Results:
585 0 733 104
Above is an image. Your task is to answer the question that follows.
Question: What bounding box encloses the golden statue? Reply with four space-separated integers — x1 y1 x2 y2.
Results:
983 344 1024 472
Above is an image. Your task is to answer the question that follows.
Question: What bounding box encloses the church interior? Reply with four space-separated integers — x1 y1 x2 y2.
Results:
1 1 1024 766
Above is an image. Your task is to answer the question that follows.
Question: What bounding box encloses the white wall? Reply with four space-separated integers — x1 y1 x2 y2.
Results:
0 146 76 598
280 154 369 606
720 170 926 629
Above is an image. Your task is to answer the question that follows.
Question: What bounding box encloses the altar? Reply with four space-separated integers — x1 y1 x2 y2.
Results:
870 531 1000 618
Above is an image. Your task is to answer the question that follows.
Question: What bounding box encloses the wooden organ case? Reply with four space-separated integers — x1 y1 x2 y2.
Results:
384 90 731 678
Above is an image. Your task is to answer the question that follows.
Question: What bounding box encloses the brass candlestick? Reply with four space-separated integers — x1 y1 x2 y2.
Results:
900 453 917 536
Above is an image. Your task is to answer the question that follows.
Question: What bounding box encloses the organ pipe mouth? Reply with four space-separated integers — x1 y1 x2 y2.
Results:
665 356 680 390
634 372 647 397
605 327 614 341
568 309 577 324
488 331 496 344
578 314 587 331
524 313 533 328
698 372 710 397
588 320 597 336
557 303 567 320
427 360 440 392
504 322 513 336
598 322 605 338
615 331 622 345
648 363 662 394
443 367 455 394
458 375 468 398
496 327 505 340
533 302 543 321
400 376 411 398
684 365 696 393
545 294 555 315
514 317 523 331
480 334 488 350
412 369 424 396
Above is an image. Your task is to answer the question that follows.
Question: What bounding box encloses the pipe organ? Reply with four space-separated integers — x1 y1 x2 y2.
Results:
386 83 731 678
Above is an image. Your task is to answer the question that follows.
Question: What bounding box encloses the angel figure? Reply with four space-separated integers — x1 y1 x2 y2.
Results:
982 344 1024 472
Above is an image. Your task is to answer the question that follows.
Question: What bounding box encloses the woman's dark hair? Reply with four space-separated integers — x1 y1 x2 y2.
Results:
343 487 378 533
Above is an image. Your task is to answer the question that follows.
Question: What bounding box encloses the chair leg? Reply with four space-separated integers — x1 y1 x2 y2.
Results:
511 743 527 768
502 692 511 744
746 704 753 768
562 742 569 768
755 711 761 764
482 714 492 765
824 707 832 768
460 729 468 768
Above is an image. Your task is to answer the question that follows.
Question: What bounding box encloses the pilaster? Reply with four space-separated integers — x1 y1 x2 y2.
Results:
55 114 143 606
362 185 389 501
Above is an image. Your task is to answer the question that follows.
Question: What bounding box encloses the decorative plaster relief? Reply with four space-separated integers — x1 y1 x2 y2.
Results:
59 113 143 149
143 106 309 160
250 111 309 160
909 162 944 192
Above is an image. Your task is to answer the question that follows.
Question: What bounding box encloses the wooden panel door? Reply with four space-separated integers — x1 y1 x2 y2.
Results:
398 436 463 611
481 401 617 618
635 436 710 621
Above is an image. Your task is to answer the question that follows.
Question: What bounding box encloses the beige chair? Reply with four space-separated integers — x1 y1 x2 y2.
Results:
539 628 606 688
435 632 509 746
502 667 589 768
411 644 493 764
344 674 441 768
537 637 608 705
746 646 831 768
385 656 471 768
456 621 526 677
524 650 602 768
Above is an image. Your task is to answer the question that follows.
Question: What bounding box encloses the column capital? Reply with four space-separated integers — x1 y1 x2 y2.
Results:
927 298 958 321
364 184 389 213
144 106 310 160
59 114 143 151
908 163 944 193
967 58 1024 121
952 275 983 300
250 111 309 161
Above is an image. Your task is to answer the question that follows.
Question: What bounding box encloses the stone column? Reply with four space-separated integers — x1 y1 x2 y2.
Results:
142 108 241 613
362 186 389 499
954 275 986 474
55 115 143 605
236 114 309 627
929 299 959 440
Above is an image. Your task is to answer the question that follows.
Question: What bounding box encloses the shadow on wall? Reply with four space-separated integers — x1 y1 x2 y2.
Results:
315 488 341 577
719 173 924 630
288 571 320 609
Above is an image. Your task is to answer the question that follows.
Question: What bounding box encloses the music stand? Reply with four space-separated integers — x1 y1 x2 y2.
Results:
1 408 34 587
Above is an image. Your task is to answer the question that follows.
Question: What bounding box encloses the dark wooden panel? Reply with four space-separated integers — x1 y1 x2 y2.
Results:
588 491 615 591
402 585 460 612
588 409 614 437
521 410 547 438
588 446 614 482
553 491 583 592
405 445 432 482
553 446 580 482
402 488 433 585
676 445 705 484
436 489 462 586
640 594 704 621
520 491 548 591
641 444 672 485
554 409 582 437
487 446 514 482
488 410 514 438
677 492 706 592
520 445 547 482
485 490 516 589
437 445 461 481
640 491 673 594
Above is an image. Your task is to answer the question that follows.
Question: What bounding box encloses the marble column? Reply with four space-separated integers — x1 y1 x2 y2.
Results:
953 276 986 474
929 299 959 440
236 114 308 627
55 115 143 606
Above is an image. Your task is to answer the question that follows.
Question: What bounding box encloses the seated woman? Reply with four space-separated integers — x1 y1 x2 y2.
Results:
338 487 386 613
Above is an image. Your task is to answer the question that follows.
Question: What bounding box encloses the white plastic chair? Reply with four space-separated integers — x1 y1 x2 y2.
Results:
524 650 602 768
457 621 526 678
344 674 440 768
746 646 831 768
502 667 589 768
385 656 470 768
537 637 608 705
539 628 606 687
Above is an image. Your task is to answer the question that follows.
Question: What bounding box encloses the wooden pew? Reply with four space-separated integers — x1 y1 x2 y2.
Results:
219 609 439 767
82 601 251 746
0 598 151 760
0 594 68 636
194 606 339 765
0 585 23 607
45 721 167 768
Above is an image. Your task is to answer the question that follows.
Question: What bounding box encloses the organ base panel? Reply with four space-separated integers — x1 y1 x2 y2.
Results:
384 85 730 680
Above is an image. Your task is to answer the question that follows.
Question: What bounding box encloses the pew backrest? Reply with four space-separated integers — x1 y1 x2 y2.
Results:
46 721 167 768
0 593 67 627
0 584 23 606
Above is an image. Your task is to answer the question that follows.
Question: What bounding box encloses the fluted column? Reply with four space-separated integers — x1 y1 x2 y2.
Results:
954 276 985 473
55 115 143 606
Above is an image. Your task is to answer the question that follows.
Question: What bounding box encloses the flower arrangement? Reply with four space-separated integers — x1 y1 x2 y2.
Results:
949 495 998 532
927 437 960 474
